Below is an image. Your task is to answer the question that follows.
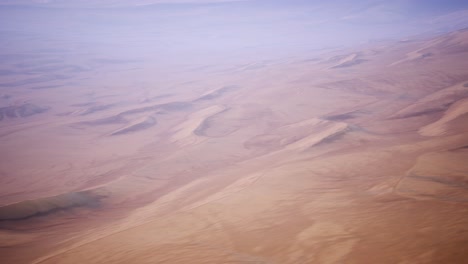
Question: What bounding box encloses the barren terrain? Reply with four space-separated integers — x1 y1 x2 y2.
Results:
1 16 468 264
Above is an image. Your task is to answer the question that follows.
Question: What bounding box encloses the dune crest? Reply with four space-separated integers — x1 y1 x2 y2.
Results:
419 98 468 136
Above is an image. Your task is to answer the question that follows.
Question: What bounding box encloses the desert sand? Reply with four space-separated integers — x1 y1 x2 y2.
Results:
1 17 468 264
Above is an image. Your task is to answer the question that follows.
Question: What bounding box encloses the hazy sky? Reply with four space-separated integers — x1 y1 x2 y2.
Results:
1 0 468 64
1 0 468 10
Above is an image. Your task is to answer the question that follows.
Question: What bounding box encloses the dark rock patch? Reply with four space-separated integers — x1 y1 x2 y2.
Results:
0 190 105 221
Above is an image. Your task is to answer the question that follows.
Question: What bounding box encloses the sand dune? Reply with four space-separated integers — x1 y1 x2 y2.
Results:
245 118 349 153
391 82 468 119
396 149 468 201
171 105 225 145
419 97 468 136
194 104 272 138
284 121 348 151
329 53 366 69
194 85 238 102
390 28 468 66
111 116 157 136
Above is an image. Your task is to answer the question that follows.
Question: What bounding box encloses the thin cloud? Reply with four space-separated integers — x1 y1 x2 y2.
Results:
0 0 251 7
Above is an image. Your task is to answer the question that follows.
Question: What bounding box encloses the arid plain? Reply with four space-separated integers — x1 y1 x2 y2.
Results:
1 14 468 264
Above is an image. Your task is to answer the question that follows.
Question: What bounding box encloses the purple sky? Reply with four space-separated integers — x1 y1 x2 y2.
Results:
1 0 468 64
